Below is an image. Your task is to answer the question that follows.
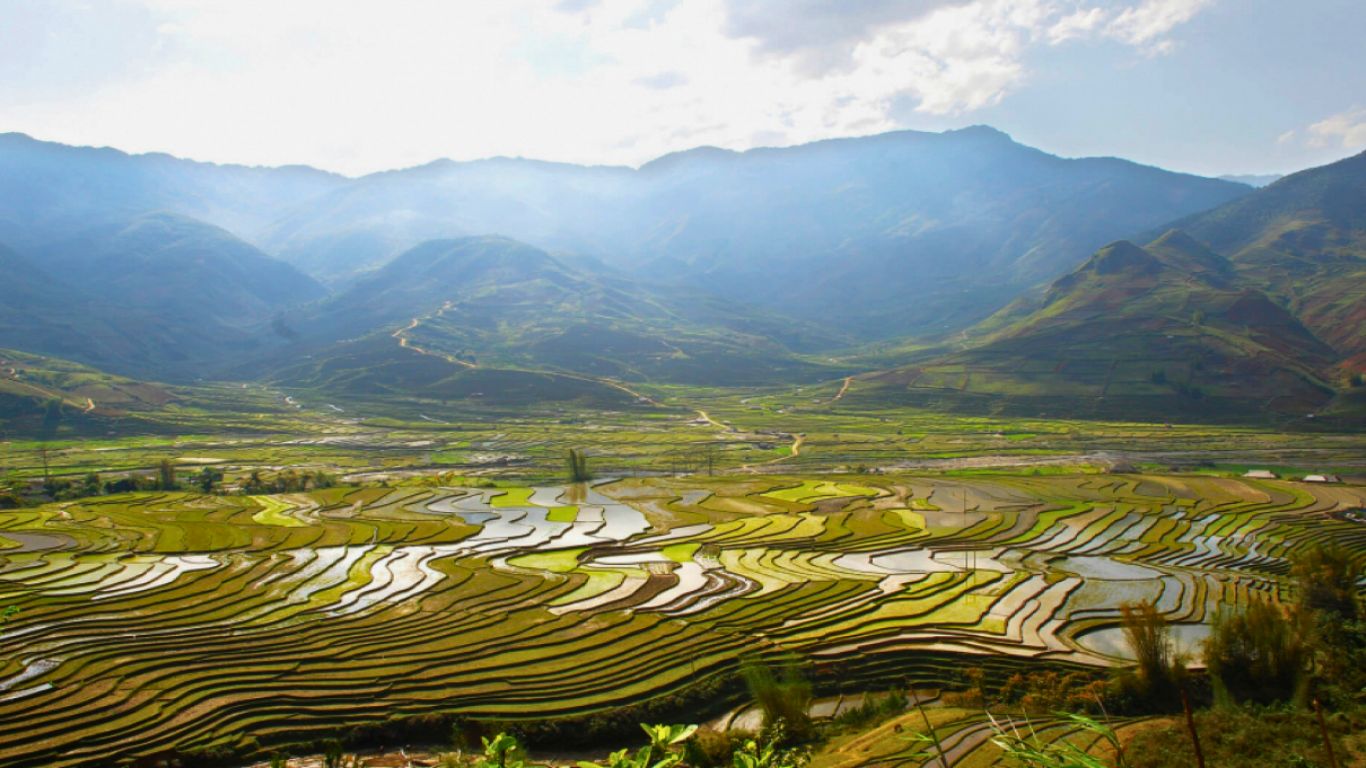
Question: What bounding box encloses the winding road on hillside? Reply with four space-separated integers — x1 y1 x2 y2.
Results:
388 309 815 470
830 376 853 402
694 409 733 430
391 304 476 369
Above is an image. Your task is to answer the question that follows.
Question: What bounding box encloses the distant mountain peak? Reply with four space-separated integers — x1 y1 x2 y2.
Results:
1086 240 1163 275
638 145 739 173
949 124 1014 141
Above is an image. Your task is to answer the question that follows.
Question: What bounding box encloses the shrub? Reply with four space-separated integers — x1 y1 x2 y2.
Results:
1292 544 1361 622
685 728 751 768
741 658 813 742
830 688 908 729
1111 600 1185 711
1203 600 1309 706
731 722 809 768
575 724 697 768
1292 544 1366 704
1123 706 1359 768
566 448 592 483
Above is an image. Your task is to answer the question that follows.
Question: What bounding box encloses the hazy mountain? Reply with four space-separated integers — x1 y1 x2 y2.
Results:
1 214 326 378
273 236 837 392
262 126 1250 338
34 213 327 330
0 132 345 252
854 231 1340 422
1218 173 1282 187
5 128 1358 423
0 242 65 312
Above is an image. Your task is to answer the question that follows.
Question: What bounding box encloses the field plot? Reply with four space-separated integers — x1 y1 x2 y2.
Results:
0 474 1361 766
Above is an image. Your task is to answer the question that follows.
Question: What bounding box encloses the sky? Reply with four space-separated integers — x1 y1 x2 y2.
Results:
1 0 1363 177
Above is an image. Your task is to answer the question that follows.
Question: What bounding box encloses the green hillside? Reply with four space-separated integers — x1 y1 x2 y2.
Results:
1 214 326 379
853 233 1342 422
1170 150 1366 360
0 348 177 434
274 236 840 394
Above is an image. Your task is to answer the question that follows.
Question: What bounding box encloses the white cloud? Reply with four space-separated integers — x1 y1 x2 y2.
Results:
0 0 1219 173
1047 7 1106 43
1305 108 1366 150
1106 0 1213 49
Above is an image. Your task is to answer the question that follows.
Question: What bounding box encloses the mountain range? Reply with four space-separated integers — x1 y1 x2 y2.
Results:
0 128 1361 424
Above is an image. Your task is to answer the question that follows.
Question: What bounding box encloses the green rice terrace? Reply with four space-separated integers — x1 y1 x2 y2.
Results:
1 472 1362 766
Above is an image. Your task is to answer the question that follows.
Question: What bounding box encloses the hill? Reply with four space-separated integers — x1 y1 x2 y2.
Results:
1 214 326 379
34 213 327 330
268 236 839 399
1170 150 1366 361
853 232 1341 422
0 348 177 435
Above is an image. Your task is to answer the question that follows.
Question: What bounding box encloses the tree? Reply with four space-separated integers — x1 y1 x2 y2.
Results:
1203 599 1308 705
158 459 178 491
1113 600 1185 710
39 398 62 437
79 473 101 497
741 656 813 742
1292 544 1361 622
38 398 62 481
1292 544 1365 703
195 467 223 494
566 448 592 483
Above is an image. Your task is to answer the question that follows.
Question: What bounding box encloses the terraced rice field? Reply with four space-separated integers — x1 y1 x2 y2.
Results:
0 474 1361 766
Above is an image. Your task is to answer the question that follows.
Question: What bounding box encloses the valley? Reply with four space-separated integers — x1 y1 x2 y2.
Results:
0 118 1362 768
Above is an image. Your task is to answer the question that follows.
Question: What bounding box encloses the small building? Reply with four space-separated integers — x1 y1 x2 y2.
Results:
1303 474 1340 484
1243 469 1277 479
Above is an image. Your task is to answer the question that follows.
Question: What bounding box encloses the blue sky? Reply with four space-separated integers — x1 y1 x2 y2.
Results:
1 0 1362 176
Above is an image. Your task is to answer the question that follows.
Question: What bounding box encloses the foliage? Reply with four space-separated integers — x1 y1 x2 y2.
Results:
684 728 752 768
40 472 104 501
1203 599 1309 706
158 458 178 490
1292 544 1361 622
576 724 697 768
989 712 1129 768
996 670 1108 715
1292 544 1366 705
478 732 534 768
39 398 62 440
741 658 813 742
567 448 592 483
240 468 337 494
830 688 908 729
731 722 809 768
1122 705 1361 768
1112 600 1185 711
196 466 224 493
